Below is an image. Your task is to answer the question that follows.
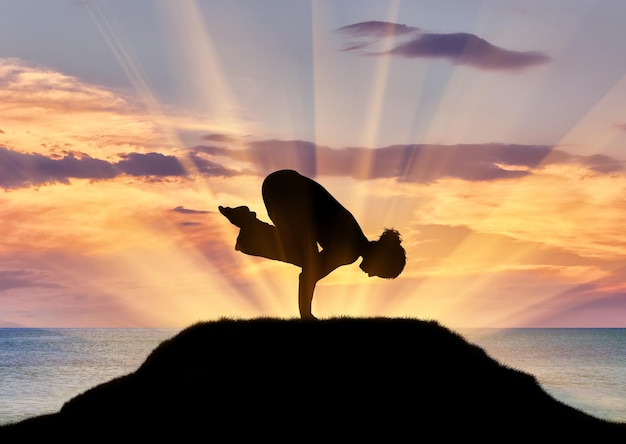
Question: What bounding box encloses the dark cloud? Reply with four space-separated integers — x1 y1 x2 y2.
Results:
0 129 5 133
341 42 373 52
247 140 318 177
615 123 626 131
0 147 241 190
4 138 621 191
385 32 550 70
0 147 116 188
172 206 210 214
337 21 419 38
116 152 185 177
337 21 550 71
196 141 623 183
194 139 319 177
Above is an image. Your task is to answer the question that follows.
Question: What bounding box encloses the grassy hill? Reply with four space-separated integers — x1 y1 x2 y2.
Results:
1 317 625 441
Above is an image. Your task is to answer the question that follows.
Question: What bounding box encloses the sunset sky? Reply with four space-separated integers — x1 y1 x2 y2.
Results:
1 0 626 328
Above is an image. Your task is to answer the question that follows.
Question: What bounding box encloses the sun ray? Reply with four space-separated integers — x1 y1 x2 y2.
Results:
84 3 178 140
158 1 248 136
82 2 301 319
6 0 626 324
330 1 406 317
84 1 214 186
385 1 626 327
557 73 626 157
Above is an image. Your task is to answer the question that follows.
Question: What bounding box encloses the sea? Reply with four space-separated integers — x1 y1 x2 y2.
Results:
0 327 624 426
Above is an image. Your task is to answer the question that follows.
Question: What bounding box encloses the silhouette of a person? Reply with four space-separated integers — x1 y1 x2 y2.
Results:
219 169 406 320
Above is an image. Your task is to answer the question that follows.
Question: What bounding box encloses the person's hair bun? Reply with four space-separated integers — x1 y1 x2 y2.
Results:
379 228 402 246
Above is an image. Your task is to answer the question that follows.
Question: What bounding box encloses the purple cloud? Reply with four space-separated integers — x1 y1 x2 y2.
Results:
116 152 185 177
4 138 620 191
0 147 241 190
385 32 550 70
337 21 550 71
0 147 116 188
195 141 623 183
337 21 419 38
178 221 202 227
172 206 210 214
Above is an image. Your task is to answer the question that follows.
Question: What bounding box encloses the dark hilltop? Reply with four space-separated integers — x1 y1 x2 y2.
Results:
1 317 625 441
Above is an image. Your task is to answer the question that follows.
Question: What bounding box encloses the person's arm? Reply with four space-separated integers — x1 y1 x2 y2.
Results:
298 268 319 320
298 249 355 320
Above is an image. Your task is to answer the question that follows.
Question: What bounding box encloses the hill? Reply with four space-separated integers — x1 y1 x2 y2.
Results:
1 317 625 440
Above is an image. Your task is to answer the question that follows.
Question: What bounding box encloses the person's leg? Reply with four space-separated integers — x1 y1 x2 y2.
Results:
261 171 313 266
219 206 303 266
218 206 256 227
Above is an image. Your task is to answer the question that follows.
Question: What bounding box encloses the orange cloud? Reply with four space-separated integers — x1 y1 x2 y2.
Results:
0 58 170 158
403 165 626 260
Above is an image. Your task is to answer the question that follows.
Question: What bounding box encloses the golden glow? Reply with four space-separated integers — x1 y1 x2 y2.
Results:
3 4 626 328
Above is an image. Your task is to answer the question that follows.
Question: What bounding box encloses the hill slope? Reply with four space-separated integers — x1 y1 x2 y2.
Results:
2 317 625 440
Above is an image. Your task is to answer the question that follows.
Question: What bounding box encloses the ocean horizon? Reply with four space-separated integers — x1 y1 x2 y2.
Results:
1 326 624 426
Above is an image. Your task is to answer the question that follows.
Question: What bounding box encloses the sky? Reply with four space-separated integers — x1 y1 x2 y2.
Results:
1 0 626 328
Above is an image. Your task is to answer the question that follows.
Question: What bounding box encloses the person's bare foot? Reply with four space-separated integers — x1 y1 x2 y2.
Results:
218 206 257 227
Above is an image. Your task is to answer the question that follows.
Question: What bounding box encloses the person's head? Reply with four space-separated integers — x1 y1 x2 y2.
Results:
359 228 406 279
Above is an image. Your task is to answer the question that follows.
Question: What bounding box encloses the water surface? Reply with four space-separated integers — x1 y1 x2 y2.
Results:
1 327 624 425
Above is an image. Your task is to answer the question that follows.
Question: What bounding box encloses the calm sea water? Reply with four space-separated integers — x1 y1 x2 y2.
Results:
0 328 624 425
0 328 178 425
462 328 626 424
